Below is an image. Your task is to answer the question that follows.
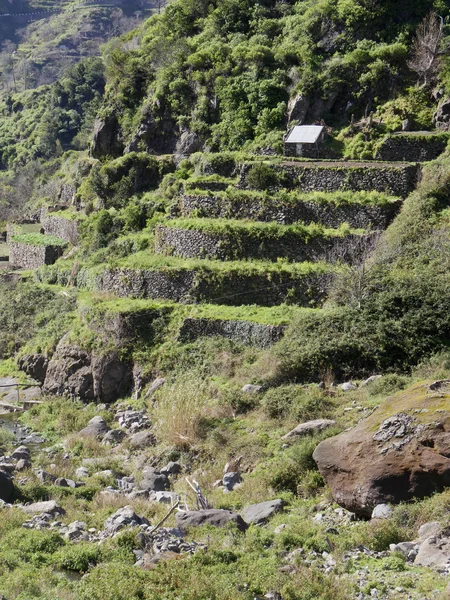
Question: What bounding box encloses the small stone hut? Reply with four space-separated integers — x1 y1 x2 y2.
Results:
284 125 325 158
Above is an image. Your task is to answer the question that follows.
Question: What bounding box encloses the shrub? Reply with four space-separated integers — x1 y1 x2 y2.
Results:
246 163 279 190
54 543 101 573
262 385 333 420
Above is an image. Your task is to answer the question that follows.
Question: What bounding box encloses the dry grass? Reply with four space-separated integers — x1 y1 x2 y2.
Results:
151 375 215 450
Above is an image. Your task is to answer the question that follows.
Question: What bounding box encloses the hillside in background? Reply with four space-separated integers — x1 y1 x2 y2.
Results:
0 1 449 599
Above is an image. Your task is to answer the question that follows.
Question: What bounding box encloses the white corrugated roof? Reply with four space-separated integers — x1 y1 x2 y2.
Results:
285 125 324 144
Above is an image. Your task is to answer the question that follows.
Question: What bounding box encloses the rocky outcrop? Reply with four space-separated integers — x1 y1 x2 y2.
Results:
434 99 450 131
242 499 283 525
125 114 178 155
43 335 132 403
175 131 203 159
18 354 48 384
175 509 248 532
79 416 110 439
91 114 124 159
313 381 450 517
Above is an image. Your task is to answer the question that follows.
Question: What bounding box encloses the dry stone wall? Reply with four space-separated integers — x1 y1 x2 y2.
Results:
10 242 65 269
239 162 420 198
178 317 286 348
180 194 401 230
375 134 449 162
43 216 79 245
155 225 377 264
39 265 332 307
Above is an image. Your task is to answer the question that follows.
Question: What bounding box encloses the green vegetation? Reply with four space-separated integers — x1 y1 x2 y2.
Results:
12 233 67 247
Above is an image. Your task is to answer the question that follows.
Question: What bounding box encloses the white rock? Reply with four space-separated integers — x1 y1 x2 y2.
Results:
341 382 357 391
371 504 393 520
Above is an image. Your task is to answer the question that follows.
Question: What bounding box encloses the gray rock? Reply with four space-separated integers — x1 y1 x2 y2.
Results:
128 430 156 449
415 536 450 567
175 131 203 158
222 471 242 491
92 352 133 404
283 419 336 440
55 478 77 488
65 520 87 541
241 384 263 394
390 541 418 556
0 470 14 502
434 98 450 131
22 500 65 516
341 382 357 391
91 114 124 159
11 446 31 460
15 458 31 471
139 472 170 492
418 521 441 540
104 506 149 535
79 416 110 439
360 375 382 388
102 429 126 445
160 461 182 475
35 469 56 484
242 499 284 525
287 94 310 125
18 354 48 384
371 504 393 520
144 378 166 399
152 492 180 504
176 509 248 533
75 467 89 479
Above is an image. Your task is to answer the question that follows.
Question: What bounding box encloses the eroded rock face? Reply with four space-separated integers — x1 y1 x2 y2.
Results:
43 336 132 403
434 99 450 131
313 382 450 517
18 354 48 384
91 114 124 158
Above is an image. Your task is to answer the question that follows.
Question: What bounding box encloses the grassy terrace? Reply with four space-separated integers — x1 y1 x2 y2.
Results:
159 217 365 238
181 188 402 207
77 292 316 326
12 233 67 247
116 251 335 275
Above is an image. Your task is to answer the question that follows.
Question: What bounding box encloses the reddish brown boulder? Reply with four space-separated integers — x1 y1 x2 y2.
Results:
313 381 450 517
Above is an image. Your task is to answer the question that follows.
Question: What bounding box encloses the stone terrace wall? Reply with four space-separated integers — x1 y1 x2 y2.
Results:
155 225 377 265
375 134 448 162
43 216 79 245
178 317 286 348
180 194 402 230
10 242 64 269
40 266 332 307
239 162 420 198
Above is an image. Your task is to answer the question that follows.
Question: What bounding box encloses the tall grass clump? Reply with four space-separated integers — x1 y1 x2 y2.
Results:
151 375 212 449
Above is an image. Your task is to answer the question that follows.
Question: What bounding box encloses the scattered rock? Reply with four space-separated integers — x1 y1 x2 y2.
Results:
75 467 89 479
79 416 110 439
11 446 31 461
371 504 393 520
139 472 170 492
102 429 126 445
35 469 56 484
152 491 180 504
160 461 182 475
283 419 336 440
222 471 242 491
22 500 65 516
418 521 441 540
15 458 31 471
176 509 248 533
104 506 149 535
55 477 77 488
242 499 284 525
341 382 357 391
415 535 450 567
241 384 263 394
128 430 157 449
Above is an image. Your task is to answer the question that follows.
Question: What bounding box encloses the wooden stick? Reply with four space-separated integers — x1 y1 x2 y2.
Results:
148 501 180 536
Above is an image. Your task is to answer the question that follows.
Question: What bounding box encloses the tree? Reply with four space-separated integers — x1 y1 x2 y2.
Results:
408 12 449 86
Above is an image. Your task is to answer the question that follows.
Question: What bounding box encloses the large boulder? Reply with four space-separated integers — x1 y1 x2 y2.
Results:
18 354 48 384
0 471 14 502
44 335 132 403
176 509 248 533
313 381 450 517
